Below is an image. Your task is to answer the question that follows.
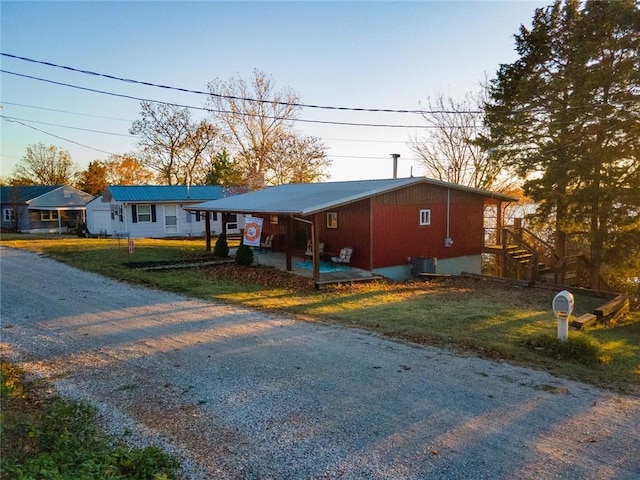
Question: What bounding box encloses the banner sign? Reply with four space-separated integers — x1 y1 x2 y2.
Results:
243 216 263 247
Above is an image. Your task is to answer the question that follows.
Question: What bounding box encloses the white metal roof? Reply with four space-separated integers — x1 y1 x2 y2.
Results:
188 177 517 216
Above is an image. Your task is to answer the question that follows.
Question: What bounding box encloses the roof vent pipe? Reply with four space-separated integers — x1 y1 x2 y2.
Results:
390 153 400 179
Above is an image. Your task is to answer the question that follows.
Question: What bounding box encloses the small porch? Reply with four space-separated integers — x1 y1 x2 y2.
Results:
248 249 381 288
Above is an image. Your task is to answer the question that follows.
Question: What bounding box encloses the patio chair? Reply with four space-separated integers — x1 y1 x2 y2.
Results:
304 240 324 259
331 247 353 265
260 234 274 251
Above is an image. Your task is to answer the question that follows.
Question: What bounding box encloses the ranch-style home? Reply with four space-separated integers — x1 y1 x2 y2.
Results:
0 185 94 234
189 177 517 280
97 185 237 239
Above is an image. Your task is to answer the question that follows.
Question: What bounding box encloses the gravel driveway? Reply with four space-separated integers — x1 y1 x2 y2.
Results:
1 246 639 479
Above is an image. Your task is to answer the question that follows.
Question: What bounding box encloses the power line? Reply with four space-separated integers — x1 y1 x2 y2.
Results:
1 69 435 129
0 101 132 122
1 115 118 155
1 115 134 137
0 101 482 146
1 52 443 115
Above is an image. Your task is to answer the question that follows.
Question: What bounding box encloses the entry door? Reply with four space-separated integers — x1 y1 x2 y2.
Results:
165 205 178 233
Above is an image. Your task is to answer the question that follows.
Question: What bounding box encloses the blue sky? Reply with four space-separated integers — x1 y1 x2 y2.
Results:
1 0 549 182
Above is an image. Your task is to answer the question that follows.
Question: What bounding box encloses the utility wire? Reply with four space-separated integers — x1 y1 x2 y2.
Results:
1 52 445 114
0 69 437 129
1 115 118 155
1 115 135 137
0 100 132 122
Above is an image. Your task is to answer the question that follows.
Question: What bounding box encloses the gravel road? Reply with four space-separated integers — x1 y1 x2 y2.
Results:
1 246 639 479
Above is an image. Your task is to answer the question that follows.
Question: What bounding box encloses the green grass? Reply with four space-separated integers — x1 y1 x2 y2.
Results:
0 360 179 480
2 234 638 394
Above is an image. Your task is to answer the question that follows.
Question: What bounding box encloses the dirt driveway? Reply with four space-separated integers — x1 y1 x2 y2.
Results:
1 246 638 479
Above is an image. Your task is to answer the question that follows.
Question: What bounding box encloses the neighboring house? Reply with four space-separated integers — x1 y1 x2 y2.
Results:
191 177 517 280
99 185 234 238
85 195 111 235
0 185 94 234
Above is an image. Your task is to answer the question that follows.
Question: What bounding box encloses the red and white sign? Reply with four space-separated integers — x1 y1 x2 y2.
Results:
243 216 263 247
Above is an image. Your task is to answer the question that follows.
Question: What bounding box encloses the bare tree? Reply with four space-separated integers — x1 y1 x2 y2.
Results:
411 92 510 192
130 102 220 185
11 143 77 185
266 133 330 185
206 69 330 188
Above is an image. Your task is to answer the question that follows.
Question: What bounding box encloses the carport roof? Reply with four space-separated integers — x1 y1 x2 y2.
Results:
189 177 517 216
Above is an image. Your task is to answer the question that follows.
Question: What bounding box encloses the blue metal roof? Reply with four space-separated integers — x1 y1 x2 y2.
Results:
103 185 226 203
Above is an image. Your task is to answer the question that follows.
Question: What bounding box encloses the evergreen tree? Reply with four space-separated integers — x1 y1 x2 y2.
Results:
213 232 229 258
481 0 640 289
234 240 254 266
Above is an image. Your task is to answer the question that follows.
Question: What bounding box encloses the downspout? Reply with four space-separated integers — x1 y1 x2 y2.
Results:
445 188 453 248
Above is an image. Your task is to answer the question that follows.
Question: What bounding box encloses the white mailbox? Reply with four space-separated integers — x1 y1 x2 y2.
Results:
552 290 574 341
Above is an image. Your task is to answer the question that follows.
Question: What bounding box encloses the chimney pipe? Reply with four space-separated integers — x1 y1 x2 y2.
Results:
390 153 400 179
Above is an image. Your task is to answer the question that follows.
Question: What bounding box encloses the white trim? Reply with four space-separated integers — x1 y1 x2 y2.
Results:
419 209 431 226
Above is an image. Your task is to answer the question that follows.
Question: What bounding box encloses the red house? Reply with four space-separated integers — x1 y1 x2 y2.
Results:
190 178 516 280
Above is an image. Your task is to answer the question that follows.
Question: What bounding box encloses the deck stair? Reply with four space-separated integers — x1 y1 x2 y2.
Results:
486 222 601 288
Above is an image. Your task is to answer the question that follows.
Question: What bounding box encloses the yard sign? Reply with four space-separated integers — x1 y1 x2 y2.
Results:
243 216 263 247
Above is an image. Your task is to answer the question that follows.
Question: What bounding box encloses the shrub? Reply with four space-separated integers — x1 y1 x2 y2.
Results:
75 222 90 238
235 240 254 266
524 333 606 364
213 232 229 257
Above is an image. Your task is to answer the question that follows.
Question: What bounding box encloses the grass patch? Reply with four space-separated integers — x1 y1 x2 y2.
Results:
2 234 638 394
0 359 179 480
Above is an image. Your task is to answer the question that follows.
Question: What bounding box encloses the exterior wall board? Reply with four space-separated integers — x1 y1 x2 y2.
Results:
371 184 485 270
311 199 371 269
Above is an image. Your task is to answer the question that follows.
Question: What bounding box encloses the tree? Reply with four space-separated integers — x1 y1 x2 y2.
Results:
203 149 243 187
130 102 220 185
411 92 510 192
78 160 108 195
481 0 640 289
11 143 77 185
206 69 330 188
104 154 154 185
266 133 330 185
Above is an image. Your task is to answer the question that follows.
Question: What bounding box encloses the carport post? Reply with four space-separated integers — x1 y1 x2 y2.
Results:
205 213 211 251
312 214 320 280
285 216 293 271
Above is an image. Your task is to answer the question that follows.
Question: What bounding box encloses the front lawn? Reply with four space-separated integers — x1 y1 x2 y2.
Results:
2 234 638 394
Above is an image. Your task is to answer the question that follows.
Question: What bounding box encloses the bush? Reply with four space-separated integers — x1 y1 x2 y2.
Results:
524 333 606 364
75 222 90 238
235 240 254 266
213 232 229 257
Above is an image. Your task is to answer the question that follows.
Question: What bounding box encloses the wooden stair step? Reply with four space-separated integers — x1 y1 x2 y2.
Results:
572 313 597 330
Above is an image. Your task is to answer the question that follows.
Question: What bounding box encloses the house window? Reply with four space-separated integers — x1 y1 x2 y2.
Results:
227 214 238 230
419 209 431 226
270 215 279 224
41 210 59 221
137 204 152 223
3 208 14 222
327 212 338 229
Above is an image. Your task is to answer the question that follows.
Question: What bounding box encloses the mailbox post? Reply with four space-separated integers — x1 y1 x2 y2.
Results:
552 290 574 341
